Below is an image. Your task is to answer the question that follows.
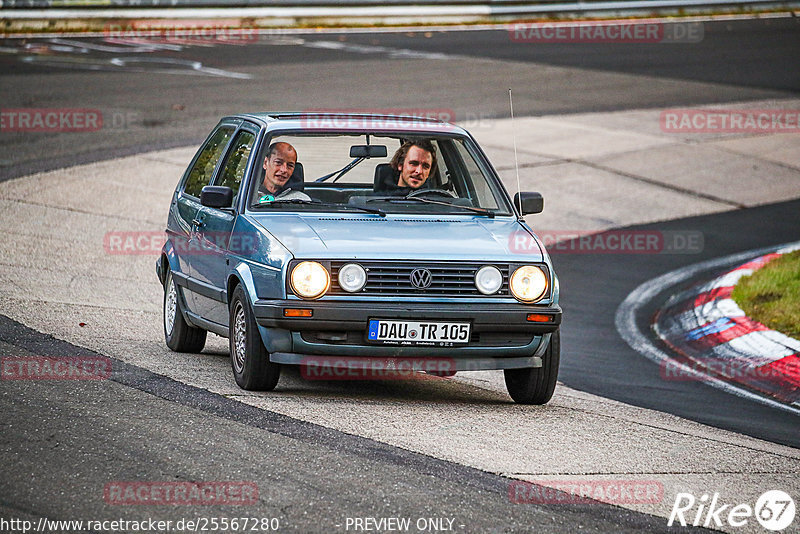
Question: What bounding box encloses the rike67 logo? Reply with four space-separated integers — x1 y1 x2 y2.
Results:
668 490 795 531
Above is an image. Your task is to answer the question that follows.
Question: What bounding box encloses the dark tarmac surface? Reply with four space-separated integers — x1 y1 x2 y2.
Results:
0 16 797 532
1 17 798 180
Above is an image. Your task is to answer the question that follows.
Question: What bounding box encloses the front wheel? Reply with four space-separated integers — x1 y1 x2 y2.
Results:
163 271 207 353
504 331 560 404
229 285 280 391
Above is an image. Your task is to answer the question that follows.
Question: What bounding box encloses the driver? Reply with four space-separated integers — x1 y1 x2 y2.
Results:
258 141 310 202
380 139 437 196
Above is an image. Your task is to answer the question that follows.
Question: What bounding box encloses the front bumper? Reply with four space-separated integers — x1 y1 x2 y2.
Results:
253 299 561 332
269 350 550 371
252 299 561 364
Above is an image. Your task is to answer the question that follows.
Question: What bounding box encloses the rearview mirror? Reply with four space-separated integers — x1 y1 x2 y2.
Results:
350 145 387 158
200 185 233 209
514 192 544 215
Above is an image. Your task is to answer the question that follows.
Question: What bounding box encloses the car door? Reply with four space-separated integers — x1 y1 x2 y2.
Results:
191 125 259 327
170 123 237 314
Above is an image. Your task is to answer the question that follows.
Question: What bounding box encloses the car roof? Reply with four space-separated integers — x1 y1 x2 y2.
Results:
229 112 469 136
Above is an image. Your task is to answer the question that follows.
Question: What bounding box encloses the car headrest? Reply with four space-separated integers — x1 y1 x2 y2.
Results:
285 162 304 191
373 163 398 192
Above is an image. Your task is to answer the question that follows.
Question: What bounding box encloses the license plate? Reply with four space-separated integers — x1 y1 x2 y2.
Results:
367 319 471 346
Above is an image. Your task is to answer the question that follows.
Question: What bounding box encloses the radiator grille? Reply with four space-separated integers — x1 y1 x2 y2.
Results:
329 261 511 297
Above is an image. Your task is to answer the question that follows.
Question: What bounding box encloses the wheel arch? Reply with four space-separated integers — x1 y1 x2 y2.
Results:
229 262 292 354
158 238 181 286
229 262 259 307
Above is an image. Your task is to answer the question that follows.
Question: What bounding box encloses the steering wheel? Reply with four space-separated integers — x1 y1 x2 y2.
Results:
407 188 458 199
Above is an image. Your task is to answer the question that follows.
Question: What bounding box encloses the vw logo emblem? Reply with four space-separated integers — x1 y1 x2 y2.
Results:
410 268 433 289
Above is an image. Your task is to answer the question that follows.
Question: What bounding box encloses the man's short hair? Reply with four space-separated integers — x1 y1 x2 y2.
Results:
390 139 437 176
266 141 296 161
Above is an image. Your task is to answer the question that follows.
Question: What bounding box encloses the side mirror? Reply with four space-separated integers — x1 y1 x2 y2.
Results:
200 185 233 209
514 192 544 215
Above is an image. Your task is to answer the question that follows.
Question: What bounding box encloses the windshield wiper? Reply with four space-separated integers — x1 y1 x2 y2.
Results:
366 196 495 218
315 157 364 183
255 198 386 217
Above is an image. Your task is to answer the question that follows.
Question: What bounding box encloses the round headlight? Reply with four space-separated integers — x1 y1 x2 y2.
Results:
338 263 367 293
290 261 330 299
474 265 503 295
509 265 548 302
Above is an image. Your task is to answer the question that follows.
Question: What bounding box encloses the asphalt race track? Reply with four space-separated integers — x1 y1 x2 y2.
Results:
1 15 799 533
1 17 798 180
555 199 800 447
0 315 687 533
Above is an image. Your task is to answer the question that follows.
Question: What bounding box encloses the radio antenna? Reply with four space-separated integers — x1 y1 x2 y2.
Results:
508 88 522 215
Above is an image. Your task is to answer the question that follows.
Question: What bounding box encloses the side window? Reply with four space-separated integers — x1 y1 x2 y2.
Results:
183 127 234 197
431 140 449 188
216 130 256 205
453 140 499 210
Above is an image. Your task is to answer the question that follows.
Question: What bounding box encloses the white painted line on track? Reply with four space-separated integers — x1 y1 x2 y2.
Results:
48 37 161 53
302 40 455 60
615 240 800 416
103 38 185 51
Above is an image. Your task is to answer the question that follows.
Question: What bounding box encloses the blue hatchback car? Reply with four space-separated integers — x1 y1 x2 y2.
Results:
157 113 562 404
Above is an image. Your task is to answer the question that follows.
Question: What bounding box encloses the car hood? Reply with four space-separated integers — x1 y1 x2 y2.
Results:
249 213 543 261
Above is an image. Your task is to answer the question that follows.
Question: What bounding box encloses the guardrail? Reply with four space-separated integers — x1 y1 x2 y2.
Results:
1 0 797 22
2 0 797 8
0 0 797 6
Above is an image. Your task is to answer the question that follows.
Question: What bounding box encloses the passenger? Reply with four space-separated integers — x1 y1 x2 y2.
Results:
258 141 310 202
379 139 437 196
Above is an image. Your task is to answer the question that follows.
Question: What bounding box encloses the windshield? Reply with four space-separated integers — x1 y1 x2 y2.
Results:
249 133 513 216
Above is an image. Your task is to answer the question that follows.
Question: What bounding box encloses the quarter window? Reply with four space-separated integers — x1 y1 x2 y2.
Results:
183 127 234 197
216 130 256 205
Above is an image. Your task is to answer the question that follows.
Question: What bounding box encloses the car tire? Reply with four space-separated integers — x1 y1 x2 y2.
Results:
163 271 207 353
504 330 560 404
229 285 280 391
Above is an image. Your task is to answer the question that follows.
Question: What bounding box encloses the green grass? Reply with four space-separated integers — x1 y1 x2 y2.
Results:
732 250 800 339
